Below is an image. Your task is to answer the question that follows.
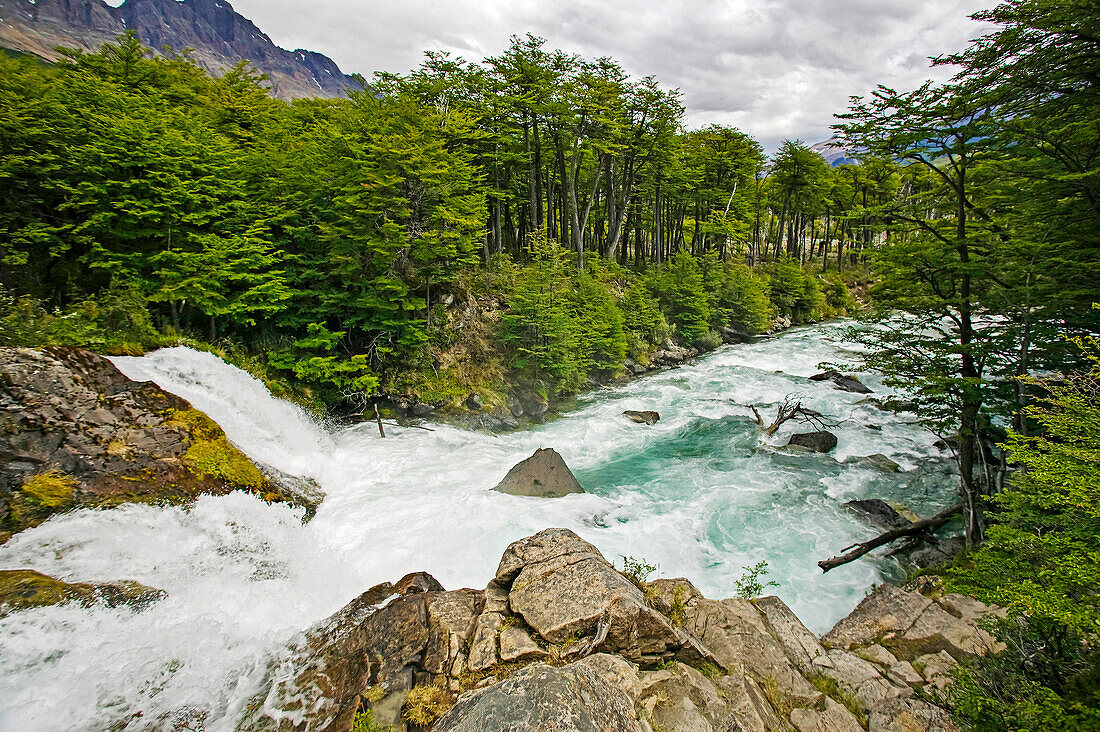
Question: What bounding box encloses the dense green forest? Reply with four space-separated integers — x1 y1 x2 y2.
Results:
1 0 1099 727
0 31 873 409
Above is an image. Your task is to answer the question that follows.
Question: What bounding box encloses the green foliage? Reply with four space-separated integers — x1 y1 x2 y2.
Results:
734 560 778 598
0 285 165 355
948 616 1100 731
500 234 585 395
351 708 388 732
648 251 712 344
619 555 658 590
714 262 774 333
764 259 826 324
942 338 1100 728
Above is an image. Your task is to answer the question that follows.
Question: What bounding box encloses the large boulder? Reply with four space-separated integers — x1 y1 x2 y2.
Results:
496 529 702 667
680 595 823 706
811 371 873 394
492 449 585 498
432 662 642 732
869 697 960 732
823 584 933 651
0 569 165 616
788 431 839 453
0 347 316 538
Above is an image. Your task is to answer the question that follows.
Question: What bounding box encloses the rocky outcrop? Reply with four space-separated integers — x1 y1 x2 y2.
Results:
788 431 839 453
433 662 641 732
0 0 351 100
811 371 873 394
0 347 318 539
623 410 660 426
237 530 998 732
0 568 165 616
492 449 585 498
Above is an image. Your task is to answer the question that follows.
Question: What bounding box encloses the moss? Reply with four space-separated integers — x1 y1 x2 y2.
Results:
0 569 78 612
669 586 688 628
168 409 268 491
21 469 78 509
403 685 452 725
7 469 79 528
808 673 869 727
183 439 266 489
351 708 388 732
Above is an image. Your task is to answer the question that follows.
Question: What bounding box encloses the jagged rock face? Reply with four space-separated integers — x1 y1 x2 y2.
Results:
238 529 993 732
0 0 350 100
0 347 316 539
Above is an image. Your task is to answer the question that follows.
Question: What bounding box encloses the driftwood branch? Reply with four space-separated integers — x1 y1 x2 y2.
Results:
818 502 965 573
742 394 841 436
373 403 386 439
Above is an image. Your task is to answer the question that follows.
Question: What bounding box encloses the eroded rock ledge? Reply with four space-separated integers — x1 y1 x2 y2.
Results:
240 528 1000 732
0 347 320 541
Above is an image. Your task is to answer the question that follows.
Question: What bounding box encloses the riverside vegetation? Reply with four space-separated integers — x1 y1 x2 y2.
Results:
1 0 1099 729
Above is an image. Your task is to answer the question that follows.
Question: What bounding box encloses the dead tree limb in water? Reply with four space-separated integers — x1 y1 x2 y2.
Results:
747 394 839 435
818 502 965 573
373 403 386 439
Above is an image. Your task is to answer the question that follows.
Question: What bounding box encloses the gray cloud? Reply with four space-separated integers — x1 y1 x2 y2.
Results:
130 0 995 152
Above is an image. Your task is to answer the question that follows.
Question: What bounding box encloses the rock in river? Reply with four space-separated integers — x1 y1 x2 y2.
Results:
787 431 838 453
623 410 660 426
811 371 873 394
492 448 585 498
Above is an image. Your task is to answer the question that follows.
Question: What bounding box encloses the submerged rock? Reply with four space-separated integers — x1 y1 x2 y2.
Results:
492 448 585 498
0 569 165 616
622 410 660 426
811 371 874 394
845 499 911 531
788 431 838 453
850 454 902 473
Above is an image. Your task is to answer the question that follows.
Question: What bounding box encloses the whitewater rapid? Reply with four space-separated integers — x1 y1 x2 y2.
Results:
0 321 957 730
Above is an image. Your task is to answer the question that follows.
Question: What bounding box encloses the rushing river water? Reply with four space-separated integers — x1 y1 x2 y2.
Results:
0 321 957 730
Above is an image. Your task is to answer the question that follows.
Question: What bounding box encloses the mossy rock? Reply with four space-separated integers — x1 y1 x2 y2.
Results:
0 569 166 617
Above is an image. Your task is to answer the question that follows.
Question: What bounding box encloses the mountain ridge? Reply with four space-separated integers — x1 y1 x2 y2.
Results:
0 0 351 99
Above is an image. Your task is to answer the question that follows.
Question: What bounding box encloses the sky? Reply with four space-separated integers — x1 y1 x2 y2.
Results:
121 0 994 153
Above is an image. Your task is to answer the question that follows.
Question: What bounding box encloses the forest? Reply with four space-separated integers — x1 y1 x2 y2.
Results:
1 0 1098 728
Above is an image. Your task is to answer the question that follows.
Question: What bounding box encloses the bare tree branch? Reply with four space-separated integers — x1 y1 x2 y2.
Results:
818 503 964 573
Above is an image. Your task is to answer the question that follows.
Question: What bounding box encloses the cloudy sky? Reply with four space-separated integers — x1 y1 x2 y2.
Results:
206 0 992 151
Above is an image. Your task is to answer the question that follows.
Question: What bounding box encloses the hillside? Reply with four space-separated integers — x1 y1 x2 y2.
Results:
0 0 350 99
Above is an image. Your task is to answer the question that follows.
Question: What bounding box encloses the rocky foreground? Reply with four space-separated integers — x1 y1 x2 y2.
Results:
239 528 999 732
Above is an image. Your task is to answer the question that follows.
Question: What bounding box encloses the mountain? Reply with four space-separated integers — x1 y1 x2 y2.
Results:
0 0 351 99
811 136 860 167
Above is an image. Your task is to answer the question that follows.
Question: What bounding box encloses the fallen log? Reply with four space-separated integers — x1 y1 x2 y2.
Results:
818 502 964 573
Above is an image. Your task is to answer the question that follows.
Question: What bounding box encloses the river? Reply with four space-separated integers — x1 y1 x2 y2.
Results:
0 321 957 730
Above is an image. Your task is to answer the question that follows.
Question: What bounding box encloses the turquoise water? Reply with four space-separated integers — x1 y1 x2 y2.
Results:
0 321 957 730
